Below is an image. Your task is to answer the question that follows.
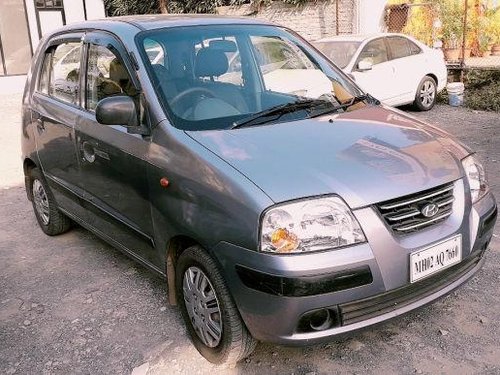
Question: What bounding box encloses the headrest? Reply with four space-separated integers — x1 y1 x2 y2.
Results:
109 58 128 83
195 48 228 78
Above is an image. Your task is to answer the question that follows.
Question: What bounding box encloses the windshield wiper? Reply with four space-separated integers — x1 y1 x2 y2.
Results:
231 98 332 129
308 94 373 119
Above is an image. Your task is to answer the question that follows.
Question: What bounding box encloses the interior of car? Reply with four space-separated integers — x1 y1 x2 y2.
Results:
140 26 361 131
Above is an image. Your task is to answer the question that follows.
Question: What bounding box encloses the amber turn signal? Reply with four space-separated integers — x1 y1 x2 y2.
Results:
271 228 299 253
160 177 170 188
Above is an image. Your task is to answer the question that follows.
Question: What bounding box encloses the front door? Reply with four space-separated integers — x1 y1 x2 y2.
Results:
76 32 158 269
31 35 87 219
351 38 396 103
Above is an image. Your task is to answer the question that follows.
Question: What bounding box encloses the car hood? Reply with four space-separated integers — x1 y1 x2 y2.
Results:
187 105 469 208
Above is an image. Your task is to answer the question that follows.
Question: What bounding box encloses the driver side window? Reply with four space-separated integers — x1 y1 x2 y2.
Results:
86 44 137 111
357 39 388 68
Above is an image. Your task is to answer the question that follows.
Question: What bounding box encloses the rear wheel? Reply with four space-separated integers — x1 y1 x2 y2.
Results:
413 76 437 111
30 168 71 235
175 246 257 364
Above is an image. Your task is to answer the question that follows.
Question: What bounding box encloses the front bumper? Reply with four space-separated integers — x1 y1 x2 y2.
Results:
212 187 496 345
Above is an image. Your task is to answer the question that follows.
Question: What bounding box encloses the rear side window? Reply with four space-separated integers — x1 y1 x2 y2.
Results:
388 37 420 60
408 40 422 55
48 42 82 104
38 53 51 94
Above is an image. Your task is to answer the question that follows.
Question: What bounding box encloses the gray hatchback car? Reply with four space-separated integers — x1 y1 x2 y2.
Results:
22 15 497 364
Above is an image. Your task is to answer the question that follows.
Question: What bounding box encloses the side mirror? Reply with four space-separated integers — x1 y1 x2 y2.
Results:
357 60 373 71
96 96 138 127
95 96 150 136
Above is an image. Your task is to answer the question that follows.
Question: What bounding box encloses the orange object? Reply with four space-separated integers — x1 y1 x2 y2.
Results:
160 177 170 188
271 228 299 252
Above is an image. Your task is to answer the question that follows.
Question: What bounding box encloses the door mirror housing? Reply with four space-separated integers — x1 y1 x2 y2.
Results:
357 59 373 71
95 96 149 135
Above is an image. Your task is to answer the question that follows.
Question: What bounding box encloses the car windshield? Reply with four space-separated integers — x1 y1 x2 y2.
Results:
313 41 361 69
137 25 365 131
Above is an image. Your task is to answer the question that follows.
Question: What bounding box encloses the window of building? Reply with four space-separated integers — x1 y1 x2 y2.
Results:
35 0 63 8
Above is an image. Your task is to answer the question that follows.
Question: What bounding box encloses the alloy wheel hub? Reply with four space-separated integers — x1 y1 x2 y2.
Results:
420 81 436 107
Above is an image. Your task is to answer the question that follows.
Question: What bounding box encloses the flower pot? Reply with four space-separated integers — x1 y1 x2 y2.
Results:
492 44 500 56
443 48 461 61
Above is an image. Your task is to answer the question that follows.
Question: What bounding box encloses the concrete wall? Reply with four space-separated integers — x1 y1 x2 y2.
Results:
218 0 359 41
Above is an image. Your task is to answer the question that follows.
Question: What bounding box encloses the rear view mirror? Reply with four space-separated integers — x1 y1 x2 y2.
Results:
96 96 138 127
357 60 373 71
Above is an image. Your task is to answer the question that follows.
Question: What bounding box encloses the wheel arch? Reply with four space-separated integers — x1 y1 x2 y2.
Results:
23 158 38 201
426 73 438 86
165 235 202 306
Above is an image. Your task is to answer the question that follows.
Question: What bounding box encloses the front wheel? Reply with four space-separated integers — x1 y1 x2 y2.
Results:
413 76 437 111
175 246 257 364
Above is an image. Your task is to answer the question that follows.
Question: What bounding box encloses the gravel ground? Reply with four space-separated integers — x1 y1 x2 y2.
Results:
0 93 499 375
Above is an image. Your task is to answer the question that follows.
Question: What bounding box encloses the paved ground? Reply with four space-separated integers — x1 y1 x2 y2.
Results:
0 93 499 375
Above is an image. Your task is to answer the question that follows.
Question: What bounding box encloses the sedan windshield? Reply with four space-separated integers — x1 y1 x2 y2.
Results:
138 25 365 131
313 41 361 69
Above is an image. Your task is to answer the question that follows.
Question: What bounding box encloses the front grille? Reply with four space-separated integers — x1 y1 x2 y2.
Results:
339 251 483 326
376 182 455 234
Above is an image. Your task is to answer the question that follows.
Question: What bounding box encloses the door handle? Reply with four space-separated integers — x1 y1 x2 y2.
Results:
81 141 109 163
82 141 96 163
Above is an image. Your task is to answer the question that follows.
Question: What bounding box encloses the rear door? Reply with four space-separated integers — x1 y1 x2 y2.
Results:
31 34 87 219
75 32 159 268
386 36 425 104
351 38 396 103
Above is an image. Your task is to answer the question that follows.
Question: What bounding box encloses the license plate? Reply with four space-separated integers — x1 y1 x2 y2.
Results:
410 235 462 283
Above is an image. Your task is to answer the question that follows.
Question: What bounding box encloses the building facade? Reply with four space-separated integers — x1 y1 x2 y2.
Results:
0 0 105 76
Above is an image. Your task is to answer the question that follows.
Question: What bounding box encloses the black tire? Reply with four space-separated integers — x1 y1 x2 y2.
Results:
30 167 71 236
413 76 437 111
175 246 257 364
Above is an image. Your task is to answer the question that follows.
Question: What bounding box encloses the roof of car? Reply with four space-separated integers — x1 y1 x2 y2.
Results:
314 33 411 43
56 14 275 34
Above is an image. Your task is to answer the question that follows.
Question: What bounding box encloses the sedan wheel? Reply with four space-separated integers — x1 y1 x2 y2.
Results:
414 76 437 111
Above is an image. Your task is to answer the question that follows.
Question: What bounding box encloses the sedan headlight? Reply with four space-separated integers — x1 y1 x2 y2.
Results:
260 196 366 254
462 154 488 203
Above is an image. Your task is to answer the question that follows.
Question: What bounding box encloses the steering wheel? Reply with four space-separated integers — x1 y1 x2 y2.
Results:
169 87 217 109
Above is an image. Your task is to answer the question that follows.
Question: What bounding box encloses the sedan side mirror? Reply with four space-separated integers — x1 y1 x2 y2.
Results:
95 96 149 135
357 60 373 71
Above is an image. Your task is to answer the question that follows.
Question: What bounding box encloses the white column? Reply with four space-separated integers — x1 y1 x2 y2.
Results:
358 0 387 34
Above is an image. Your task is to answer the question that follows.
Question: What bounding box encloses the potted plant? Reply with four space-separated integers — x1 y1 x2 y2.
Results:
491 19 500 56
439 0 464 60
479 34 492 57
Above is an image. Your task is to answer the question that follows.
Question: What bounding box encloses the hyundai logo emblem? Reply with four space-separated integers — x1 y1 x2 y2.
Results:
421 203 439 218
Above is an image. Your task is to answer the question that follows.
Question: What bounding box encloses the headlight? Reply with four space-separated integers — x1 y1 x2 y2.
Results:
260 196 366 254
462 154 488 203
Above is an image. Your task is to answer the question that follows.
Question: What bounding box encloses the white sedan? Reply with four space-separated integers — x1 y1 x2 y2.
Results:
313 33 447 110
